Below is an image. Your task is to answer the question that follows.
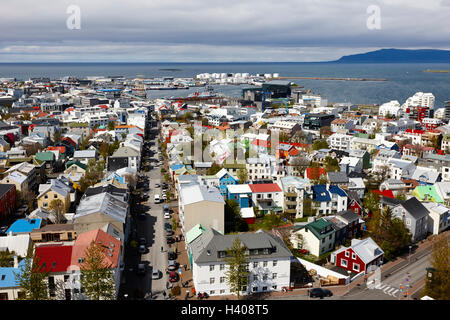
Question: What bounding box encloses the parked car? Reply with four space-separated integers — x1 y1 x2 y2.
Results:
168 251 177 261
155 183 161 188
137 263 146 275
152 268 161 280
307 288 333 298
164 222 172 232
169 271 179 283
139 245 146 254
166 236 175 244
164 211 170 219
138 212 146 220
167 260 178 271
165 229 174 236
139 237 147 246
154 194 160 203
0 226 8 236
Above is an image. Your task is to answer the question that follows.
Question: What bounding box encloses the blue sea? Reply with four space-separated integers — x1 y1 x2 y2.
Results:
0 62 449 107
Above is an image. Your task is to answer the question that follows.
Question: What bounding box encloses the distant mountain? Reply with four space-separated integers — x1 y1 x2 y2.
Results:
333 49 450 63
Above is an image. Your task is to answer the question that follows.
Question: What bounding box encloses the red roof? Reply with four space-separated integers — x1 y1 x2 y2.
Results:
249 183 282 193
306 167 326 180
251 139 271 148
405 129 425 135
47 146 66 154
35 244 73 273
371 189 394 199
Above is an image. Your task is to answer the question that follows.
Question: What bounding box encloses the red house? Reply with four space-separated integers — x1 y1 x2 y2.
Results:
0 184 16 223
331 237 384 275
347 191 364 216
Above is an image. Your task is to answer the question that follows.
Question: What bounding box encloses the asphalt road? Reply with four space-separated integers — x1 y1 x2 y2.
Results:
119 122 170 300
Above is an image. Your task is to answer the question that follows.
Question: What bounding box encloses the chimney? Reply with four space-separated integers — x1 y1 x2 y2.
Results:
13 256 18 269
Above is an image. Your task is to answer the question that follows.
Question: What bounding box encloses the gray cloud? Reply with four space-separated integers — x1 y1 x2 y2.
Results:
0 0 449 61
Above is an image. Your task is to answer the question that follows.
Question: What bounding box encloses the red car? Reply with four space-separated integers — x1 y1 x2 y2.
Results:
169 271 179 283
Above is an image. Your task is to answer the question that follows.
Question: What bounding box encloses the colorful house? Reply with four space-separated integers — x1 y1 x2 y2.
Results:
215 168 239 196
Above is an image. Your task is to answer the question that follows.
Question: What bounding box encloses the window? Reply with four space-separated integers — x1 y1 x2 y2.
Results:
262 286 267 291
272 273 277 279
220 289 225 294
210 290 215 295
241 286 247 292
272 285 277 290
209 265 215 272
352 253 356 260
210 278 215 284
341 259 347 267
220 277 226 283
252 287 258 292
253 275 258 281
273 260 277 267
220 264 225 271
263 274 268 281
253 262 258 268
353 263 360 272
263 261 268 267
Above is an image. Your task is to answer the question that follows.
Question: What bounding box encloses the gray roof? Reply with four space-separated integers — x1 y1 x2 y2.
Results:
337 210 360 223
189 228 292 264
73 150 97 158
75 192 127 224
111 146 140 158
399 197 430 220
328 171 349 184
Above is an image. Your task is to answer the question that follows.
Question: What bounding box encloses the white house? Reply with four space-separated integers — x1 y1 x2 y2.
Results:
188 228 292 296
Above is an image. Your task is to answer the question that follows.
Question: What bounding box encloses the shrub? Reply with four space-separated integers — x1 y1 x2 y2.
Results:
171 285 181 296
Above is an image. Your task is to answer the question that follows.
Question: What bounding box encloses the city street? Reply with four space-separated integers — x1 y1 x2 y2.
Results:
119 120 169 300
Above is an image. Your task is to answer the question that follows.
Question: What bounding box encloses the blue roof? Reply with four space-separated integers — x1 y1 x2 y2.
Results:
7 218 42 234
171 164 184 171
0 260 26 288
312 185 331 202
329 185 347 197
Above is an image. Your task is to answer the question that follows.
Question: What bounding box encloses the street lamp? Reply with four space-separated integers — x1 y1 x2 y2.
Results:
408 246 412 264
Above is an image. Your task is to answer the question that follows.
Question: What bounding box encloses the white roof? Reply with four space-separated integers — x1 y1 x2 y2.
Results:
240 207 255 219
350 237 384 264
348 177 365 189
180 184 224 206
226 184 252 194
74 150 97 158
3 171 27 184
0 233 31 257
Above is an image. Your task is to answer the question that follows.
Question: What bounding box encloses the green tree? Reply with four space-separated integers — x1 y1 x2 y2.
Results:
0 250 16 267
312 139 329 150
363 191 380 217
367 206 411 261
225 199 248 234
423 234 450 300
206 163 222 175
324 156 340 172
107 121 115 131
237 169 248 183
224 238 249 300
80 241 116 300
48 199 65 224
14 253 49 300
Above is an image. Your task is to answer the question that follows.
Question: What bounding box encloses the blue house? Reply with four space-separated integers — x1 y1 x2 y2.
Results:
226 184 253 208
312 185 348 215
215 168 239 196
0 259 27 300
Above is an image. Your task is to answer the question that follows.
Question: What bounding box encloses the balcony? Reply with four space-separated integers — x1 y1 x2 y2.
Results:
285 208 297 214
285 192 297 197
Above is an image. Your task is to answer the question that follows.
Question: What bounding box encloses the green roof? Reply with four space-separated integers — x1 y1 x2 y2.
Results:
66 160 87 170
302 219 334 240
35 151 55 162
186 224 207 244
412 185 443 203
354 133 370 139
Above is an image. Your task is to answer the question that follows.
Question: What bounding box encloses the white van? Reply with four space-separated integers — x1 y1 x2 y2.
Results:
154 194 160 203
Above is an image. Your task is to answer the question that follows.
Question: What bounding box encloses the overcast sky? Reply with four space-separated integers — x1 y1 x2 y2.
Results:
0 0 449 62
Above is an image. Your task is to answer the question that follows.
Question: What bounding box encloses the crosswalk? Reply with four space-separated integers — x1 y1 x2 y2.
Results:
371 282 400 298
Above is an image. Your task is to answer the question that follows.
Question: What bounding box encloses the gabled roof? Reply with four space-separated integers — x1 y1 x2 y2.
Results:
312 184 331 202
75 192 127 224
70 228 121 270
398 197 430 220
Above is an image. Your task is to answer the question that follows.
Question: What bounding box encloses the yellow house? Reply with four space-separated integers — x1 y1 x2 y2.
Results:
37 179 72 213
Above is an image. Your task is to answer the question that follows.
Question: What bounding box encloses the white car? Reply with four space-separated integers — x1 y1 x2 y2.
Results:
154 194 160 203
164 211 170 219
